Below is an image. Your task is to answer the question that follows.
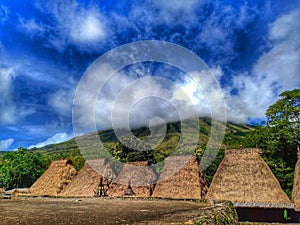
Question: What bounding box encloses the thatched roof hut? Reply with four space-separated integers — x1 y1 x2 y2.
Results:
292 152 300 210
152 155 208 199
206 148 291 206
107 161 157 197
59 158 116 197
30 159 77 196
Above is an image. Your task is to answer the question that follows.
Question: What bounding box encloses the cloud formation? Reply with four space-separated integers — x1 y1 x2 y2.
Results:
34 0 108 52
28 132 72 149
69 60 225 133
0 5 9 24
0 0 299 149
225 9 300 122
0 138 14 151
0 67 16 124
18 18 48 39
48 88 75 118
0 67 34 124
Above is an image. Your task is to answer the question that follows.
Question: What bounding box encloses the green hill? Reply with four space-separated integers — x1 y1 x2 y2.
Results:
34 118 253 159
31 118 253 180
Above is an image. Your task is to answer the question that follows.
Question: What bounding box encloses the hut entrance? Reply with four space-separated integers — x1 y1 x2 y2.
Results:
124 181 135 196
94 176 108 197
237 207 300 223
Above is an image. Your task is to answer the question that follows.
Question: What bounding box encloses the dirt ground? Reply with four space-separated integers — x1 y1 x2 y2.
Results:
0 197 208 225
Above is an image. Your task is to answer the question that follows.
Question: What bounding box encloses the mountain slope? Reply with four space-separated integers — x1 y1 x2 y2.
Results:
34 118 253 162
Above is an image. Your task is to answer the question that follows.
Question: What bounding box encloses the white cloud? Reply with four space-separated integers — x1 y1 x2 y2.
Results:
18 18 48 38
69 9 106 43
172 68 225 120
0 66 18 124
128 0 201 27
28 133 72 149
48 88 75 118
254 9 300 89
0 49 75 89
224 9 300 123
0 138 14 151
0 5 9 24
34 0 108 51
0 66 35 124
152 0 200 12
70 60 225 133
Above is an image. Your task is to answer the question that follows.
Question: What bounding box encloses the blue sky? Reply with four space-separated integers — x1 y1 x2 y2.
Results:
0 0 299 151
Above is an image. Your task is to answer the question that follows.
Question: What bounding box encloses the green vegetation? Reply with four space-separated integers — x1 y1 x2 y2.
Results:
0 148 50 189
246 88 300 197
0 148 85 190
110 136 156 164
193 201 239 225
283 209 291 221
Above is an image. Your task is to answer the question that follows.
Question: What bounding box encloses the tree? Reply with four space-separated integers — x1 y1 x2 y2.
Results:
112 136 156 164
247 88 300 197
0 148 50 189
266 89 300 150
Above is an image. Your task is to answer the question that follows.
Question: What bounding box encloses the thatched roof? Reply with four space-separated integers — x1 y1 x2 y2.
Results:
152 155 208 199
107 161 157 197
206 148 291 205
59 158 116 197
292 152 300 210
30 160 77 196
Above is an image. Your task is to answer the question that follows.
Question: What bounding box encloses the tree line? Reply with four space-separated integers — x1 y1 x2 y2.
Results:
0 148 85 190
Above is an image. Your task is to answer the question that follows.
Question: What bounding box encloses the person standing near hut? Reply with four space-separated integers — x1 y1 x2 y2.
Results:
95 176 105 197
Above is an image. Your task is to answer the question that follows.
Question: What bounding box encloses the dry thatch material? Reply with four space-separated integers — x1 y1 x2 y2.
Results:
30 159 77 196
5 188 31 197
206 148 291 205
59 158 116 197
152 155 208 199
0 188 5 194
292 152 300 210
107 161 157 197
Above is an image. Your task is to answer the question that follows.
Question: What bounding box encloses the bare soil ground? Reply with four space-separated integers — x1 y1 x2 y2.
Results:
0 197 208 225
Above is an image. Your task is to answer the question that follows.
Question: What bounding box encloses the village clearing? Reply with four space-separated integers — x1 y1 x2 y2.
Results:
0 197 210 225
